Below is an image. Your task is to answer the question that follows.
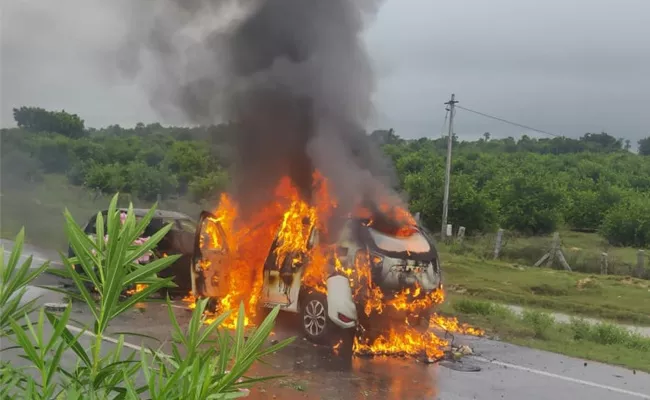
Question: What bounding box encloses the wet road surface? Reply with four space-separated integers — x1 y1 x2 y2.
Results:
3 242 650 399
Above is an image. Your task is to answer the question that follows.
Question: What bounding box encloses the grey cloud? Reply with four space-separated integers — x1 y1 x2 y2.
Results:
2 0 650 142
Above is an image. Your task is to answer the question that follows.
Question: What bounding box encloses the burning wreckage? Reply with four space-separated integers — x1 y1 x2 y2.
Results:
180 172 483 361
115 0 484 361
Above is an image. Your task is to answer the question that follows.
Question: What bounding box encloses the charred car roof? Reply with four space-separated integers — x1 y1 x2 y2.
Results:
97 208 193 221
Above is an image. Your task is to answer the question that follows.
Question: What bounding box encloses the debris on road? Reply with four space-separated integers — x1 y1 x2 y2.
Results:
44 302 68 312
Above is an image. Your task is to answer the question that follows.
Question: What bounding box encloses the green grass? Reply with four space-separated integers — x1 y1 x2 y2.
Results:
440 251 650 325
444 230 644 276
444 298 650 373
1 174 206 250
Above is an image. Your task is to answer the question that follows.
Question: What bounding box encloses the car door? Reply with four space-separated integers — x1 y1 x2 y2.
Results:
191 211 230 299
260 222 318 312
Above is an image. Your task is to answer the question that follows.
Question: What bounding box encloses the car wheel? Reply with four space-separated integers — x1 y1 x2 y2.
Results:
301 292 332 343
301 292 356 354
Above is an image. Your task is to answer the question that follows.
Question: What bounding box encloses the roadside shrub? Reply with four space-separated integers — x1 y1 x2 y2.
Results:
569 318 592 341
453 299 495 316
592 323 633 346
600 192 650 247
521 310 555 339
569 319 650 352
452 299 514 319
0 194 291 399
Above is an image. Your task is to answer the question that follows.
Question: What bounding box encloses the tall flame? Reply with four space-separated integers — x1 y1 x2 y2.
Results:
184 171 483 356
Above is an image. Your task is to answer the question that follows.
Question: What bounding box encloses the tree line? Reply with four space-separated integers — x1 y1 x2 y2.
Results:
3 106 650 247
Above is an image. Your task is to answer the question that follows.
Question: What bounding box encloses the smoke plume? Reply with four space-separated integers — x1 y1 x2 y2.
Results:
118 0 405 224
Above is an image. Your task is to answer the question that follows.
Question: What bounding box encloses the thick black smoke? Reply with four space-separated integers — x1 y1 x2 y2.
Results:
118 0 406 225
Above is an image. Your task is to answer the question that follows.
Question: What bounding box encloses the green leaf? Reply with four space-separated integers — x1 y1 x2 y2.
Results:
110 277 174 319
2 227 25 279
59 253 99 323
63 209 102 288
122 255 179 287
45 313 92 367
9 316 43 370
124 223 174 265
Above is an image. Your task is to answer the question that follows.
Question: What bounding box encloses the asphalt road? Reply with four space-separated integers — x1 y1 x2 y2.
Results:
2 240 650 399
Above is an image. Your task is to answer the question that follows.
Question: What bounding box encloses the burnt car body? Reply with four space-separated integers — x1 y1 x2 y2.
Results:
192 211 443 349
68 208 197 295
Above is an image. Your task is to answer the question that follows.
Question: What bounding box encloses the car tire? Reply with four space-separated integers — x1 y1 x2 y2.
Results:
301 292 331 343
301 292 355 357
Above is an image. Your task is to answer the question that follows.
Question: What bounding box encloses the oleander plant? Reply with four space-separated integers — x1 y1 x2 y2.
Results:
0 193 292 399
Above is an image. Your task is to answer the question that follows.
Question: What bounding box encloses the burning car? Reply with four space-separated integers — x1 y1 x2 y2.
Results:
190 198 443 352
69 208 197 295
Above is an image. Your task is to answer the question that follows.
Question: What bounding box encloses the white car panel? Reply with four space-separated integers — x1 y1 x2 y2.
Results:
326 275 357 329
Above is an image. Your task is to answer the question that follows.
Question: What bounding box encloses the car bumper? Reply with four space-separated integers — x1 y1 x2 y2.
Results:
326 275 358 330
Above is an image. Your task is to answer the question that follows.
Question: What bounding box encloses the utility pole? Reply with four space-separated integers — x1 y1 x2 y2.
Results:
441 93 458 238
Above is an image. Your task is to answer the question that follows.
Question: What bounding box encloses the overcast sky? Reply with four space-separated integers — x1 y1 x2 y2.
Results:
2 0 649 142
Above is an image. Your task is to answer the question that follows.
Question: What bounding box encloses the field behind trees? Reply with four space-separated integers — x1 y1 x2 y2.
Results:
2 107 650 271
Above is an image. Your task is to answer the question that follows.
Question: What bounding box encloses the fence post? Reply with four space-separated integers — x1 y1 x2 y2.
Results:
600 252 608 275
493 229 504 259
546 232 560 268
533 232 570 271
635 250 645 278
557 248 572 272
445 224 453 244
457 226 466 244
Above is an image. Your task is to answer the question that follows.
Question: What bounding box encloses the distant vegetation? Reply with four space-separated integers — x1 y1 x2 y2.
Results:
2 106 650 248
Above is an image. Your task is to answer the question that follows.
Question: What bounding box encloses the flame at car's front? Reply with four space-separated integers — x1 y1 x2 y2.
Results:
183 170 483 359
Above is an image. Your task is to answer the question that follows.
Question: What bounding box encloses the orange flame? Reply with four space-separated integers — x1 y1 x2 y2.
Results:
125 283 148 296
182 170 483 357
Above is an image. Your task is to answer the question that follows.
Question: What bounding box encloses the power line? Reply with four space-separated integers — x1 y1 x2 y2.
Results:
455 105 563 138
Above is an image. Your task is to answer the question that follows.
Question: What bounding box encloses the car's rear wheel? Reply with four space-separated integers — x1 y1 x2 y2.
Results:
301 292 355 357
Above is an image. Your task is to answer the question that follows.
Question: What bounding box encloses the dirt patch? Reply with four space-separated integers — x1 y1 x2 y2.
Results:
447 285 468 294
576 277 602 291
618 276 650 289
529 283 569 296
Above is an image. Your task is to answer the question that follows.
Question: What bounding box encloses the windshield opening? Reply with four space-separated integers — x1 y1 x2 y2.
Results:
367 227 431 254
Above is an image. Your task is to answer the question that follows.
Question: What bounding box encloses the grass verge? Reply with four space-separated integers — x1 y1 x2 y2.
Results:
442 297 650 373
443 230 644 276
441 251 650 326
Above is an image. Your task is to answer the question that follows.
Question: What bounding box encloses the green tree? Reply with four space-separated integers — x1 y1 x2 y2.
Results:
84 163 128 193
163 141 211 190
126 162 179 201
580 132 622 153
189 170 230 202
639 137 650 156
27 134 73 173
601 192 650 247
498 173 566 234
13 106 85 138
